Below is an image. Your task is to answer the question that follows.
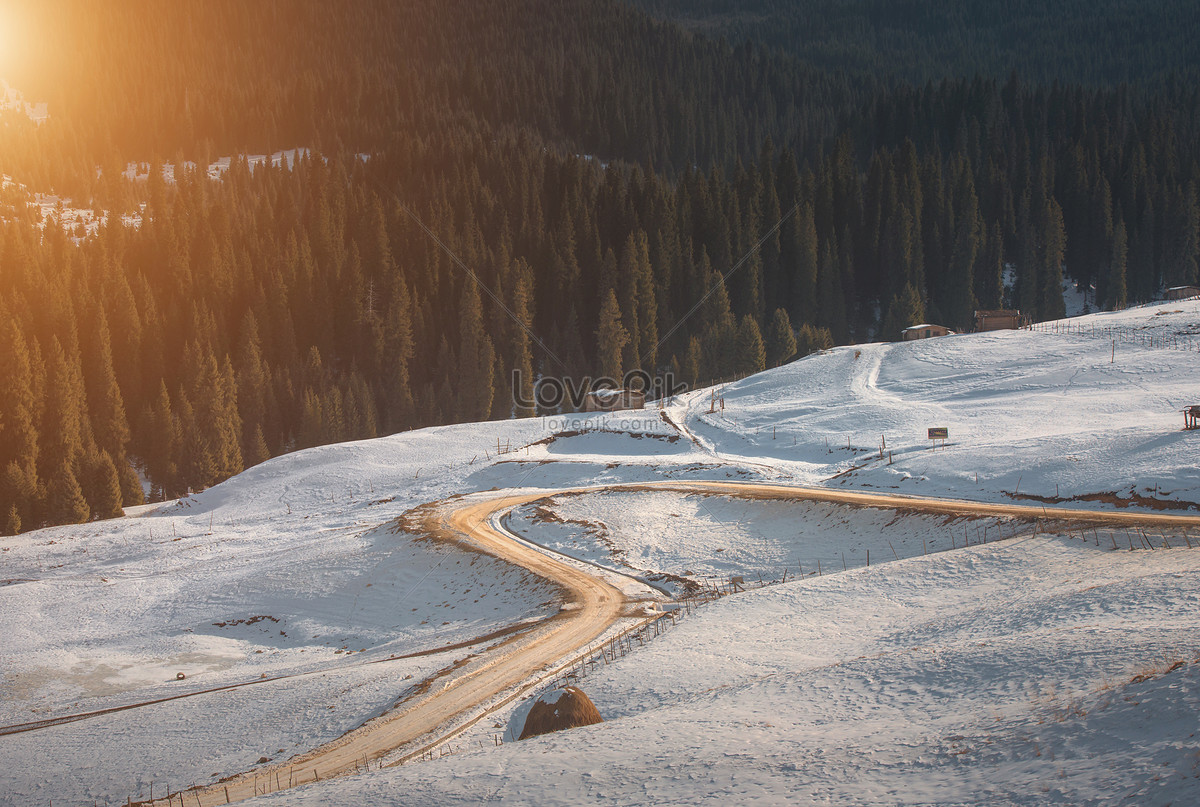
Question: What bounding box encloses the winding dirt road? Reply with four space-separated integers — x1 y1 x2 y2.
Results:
143 481 1200 806
148 490 627 806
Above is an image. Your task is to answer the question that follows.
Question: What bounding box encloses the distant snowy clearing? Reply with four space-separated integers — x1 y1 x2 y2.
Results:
678 299 1200 509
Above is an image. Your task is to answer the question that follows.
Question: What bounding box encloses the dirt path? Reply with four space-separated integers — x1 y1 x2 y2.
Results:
627 480 1200 527
142 481 1200 806
145 491 626 806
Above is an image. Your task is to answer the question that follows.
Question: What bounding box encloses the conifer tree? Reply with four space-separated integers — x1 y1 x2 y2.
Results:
1128 200 1158 302
595 288 630 382
633 232 659 371
787 203 819 324
815 241 848 343
1162 186 1198 287
83 309 131 456
616 234 643 371
49 457 90 525
383 276 416 430
0 321 40 524
974 222 1004 311
1015 198 1040 318
146 381 181 500
118 461 145 509
1090 177 1116 307
1105 219 1129 310
298 388 325 449
235 312 269 465
697 257 737 378
882 283 926 341
683 335 703 388
766 308 797 367
735 315 766 375
323 386 347 444
182 345 221 487
1038 195 1067 320
40 337 88 521
509 261 537 417
458 280 496 422
90 449 125 520
795 324 834 357
217 356 244 477
943 162 981 328
759 173 783 309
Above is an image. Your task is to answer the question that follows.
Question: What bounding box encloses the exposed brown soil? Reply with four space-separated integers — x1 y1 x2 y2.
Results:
1006 490 1199 512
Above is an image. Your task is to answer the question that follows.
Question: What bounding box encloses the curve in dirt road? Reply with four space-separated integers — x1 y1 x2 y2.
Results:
140 480 1200 806
142 490 628 807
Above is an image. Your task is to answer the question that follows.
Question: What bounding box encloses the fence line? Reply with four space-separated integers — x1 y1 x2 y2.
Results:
1026 319 1200 354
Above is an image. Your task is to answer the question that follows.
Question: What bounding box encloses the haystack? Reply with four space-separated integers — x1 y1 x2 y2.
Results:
518 686 603 740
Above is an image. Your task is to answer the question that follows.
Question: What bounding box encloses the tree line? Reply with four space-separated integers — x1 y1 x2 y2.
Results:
1 0 1198 532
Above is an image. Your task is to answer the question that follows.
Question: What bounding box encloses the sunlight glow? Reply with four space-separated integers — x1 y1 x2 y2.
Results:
0 3 28 81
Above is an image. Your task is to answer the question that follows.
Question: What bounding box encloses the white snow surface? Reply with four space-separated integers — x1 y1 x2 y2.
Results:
0 80 47 123
1 149 314 243
507 488 1017 592
121 148 310 184
3 299 1200 805
255 535 1200 806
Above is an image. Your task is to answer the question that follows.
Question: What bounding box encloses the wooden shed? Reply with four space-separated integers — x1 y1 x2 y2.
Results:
1166 285 1200 301
902 323 954 341
974 309 1028 332
583 389 645 412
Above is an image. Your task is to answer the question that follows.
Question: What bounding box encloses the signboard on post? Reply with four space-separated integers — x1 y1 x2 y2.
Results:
928 427 948 449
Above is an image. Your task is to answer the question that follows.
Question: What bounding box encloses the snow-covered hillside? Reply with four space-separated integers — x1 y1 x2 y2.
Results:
681 300 1200 508
2 300 1199 806
259 536 1200 806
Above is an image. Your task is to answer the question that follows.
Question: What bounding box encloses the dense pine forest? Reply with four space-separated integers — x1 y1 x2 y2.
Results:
1 0 1198 533
631 0 1200 87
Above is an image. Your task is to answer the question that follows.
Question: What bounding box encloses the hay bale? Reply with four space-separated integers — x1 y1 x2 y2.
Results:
518 686 603 740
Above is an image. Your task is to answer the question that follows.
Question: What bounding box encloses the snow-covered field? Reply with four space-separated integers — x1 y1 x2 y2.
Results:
682 302 1200 508
506 489 1019 592
257 535 1200 806
3 299 1200 805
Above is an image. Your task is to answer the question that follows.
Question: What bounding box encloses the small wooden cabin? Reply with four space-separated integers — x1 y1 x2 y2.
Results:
902 324 954 341
974 309 1028 332
583 389 645 412
1166 285 1200 301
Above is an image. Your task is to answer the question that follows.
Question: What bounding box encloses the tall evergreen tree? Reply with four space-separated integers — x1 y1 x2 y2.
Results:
1105 219 1129 310
735 315 766 375
457 280 496 422
595 288 630 382
882 282 926 341
0 321 40 527
89 449 125 520
48 457 90 525
765 308 797 367
1038 195 1067 320
40 338 89 524
509 261 537 418
235 312 270 466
